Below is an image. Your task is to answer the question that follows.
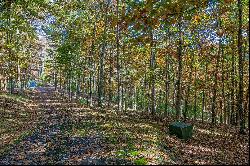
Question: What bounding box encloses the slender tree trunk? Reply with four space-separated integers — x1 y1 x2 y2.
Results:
194 64 197 121
133 86 137 110
108 47 113 107
211 7 222 125
59 69 62 90
184 53 194 121
165 55 170 116
93 63 96 104
237 0 245 134
172 67 176 114
221 46 226 124
231 39 236 125
68 71 72 101
17 63 21 90
143 74 147 112
226 88 231 125
54 72 57 90
202 61 208 123
124 85 127 111
242 42 248 127
243 89 249 127
98 2 109 107
116 0 122 111
164 29 170 116
98 44 105 107
6 1 14 94
88 19 96 107
150 28 156 115
76 75 80 99
175 15 183 121
122 81 125 111
211 49 220 125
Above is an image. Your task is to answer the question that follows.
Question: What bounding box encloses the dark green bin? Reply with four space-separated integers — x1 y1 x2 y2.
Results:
169 122 193 140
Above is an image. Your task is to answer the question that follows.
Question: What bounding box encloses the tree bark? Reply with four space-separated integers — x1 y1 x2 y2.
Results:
164 28 170 117
150 28 156 115
116 0 122 111
211 6 222 125
237 0 245 134
98 1 110 107
175 15 183 121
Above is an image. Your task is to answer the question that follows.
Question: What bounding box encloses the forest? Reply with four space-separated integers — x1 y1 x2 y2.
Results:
0 0 249 165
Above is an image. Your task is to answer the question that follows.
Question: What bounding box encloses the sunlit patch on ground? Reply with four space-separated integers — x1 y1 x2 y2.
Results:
0 93 40 154
196 128 233 137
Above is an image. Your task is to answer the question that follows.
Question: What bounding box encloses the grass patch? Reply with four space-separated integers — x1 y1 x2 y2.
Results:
134 157 148 165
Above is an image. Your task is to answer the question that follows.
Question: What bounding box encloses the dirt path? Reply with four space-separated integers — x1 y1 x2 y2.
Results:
0 87 130 165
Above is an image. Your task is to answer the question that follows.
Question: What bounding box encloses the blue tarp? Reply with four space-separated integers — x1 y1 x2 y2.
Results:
29 80 37 88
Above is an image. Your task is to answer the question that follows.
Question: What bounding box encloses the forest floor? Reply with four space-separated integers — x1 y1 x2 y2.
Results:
0 87 249 165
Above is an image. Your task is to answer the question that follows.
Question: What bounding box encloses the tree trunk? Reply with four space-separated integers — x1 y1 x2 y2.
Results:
164 29 170 116
108 47 113 107
184 53 194 121
54 72 57 90
98 1 110 107
68 73 72 101
88 18 96 107
194 65 197 121
221 46 227 124
211 6 222 125
175 15 183 121
150 28 156 115
6 1 14 94
237 0 245 134
230 39 236 125
165 55 170 116
133 86 137 110
116 0 122 111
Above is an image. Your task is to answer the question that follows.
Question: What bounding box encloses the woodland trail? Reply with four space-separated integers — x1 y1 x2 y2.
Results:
0 87 131 165
0 87 249 165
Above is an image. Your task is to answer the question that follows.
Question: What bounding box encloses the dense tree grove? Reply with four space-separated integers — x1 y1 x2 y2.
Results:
0 0 249 133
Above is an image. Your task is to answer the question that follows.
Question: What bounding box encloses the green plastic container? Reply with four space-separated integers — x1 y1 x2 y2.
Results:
169 121 193 140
